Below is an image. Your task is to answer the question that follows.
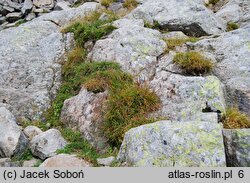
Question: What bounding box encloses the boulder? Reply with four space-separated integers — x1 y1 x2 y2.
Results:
0 2 99 121
223 129 250 167
60 88 109 152
192 26 250 116
127 0 225 36
23 126 43 140
97 156 115 166
0 107 28 158
0 158 22 167
6 12 22 22
216 0 250 26
117 120 226 167
150 72 226 121
23 158 40 167
33 0 55 9
88 24 166 80
39 154 92 167
21 0 33 15
30 129 67 160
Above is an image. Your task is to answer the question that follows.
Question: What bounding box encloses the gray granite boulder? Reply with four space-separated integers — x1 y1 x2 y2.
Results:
0 107 28 158
223 129 250 167
127 0 225 36
117 120 226 167
0 2 99 121
192 26 250 116
88 24 166 80
30 129 67 160
60 88 109 152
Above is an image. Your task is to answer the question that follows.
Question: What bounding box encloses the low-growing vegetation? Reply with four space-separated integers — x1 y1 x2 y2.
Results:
62 12 116 47
227 22 240 32
100 0 114 7
209 0 220 5
222 108 250 129
44 9 161 158
123 0 138 10
173 52 214 75
164 37 200 51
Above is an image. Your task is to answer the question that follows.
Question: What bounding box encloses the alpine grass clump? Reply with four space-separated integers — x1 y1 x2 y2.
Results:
227 22 239 32
222 108 250 129
173 52 214 75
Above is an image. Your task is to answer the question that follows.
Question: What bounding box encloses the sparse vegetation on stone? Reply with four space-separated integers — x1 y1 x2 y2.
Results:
209 0 220 5
222 108 250 129
123 0 138 10
62 14 116 47
164 37 200 51
173 52 214 75
100 0 114 7
227 22 240 31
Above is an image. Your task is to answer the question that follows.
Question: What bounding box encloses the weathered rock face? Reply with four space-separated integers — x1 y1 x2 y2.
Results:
23 126 42 140
0 2 99 121
117 120 226 167
97 156 115 166
60 88 109 152
223 129 250 167
127 0 225 36
215 0 250 26
88 23 166 80
0 107 28 158
0 158 22 167
39 154 92 167
30 129 67 160
33 0 54 9
150 72 226 121
192 26 250 116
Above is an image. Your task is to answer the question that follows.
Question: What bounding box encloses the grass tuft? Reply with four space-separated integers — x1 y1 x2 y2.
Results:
123 0 138 10
222 108 250 129
227 22 239 32
173 52 213 75
165 37 200 51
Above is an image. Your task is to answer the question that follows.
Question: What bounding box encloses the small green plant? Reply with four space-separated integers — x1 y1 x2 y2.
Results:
15 19 27 26
227 22 239 31
12 149 33 162
222 108 250 129
165 37 200 51
33 160 43 167
209 0 220 5
173 52 214 75
100 0 114 7
123 0 138 10
62 11 116 47
57 128 101 164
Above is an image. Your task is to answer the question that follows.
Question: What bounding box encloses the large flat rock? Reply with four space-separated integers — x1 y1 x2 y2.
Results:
117 120 226 167
0 2 99 121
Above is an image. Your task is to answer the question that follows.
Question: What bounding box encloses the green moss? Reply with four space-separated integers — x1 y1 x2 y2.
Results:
222 108 250 129
173 52 214 75
227 22 240 32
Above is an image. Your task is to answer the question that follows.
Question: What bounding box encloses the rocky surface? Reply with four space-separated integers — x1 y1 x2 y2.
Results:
0 107 28 158
88 21 166 80
30 129 67 160
127 0 225 36
0 0 78 29
223 129 250 167
0 0 249 167
60 88 109 152
39 154 92 167
23 126 43 140
192 26 250 116
117 120 226 167
0 2 99 121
